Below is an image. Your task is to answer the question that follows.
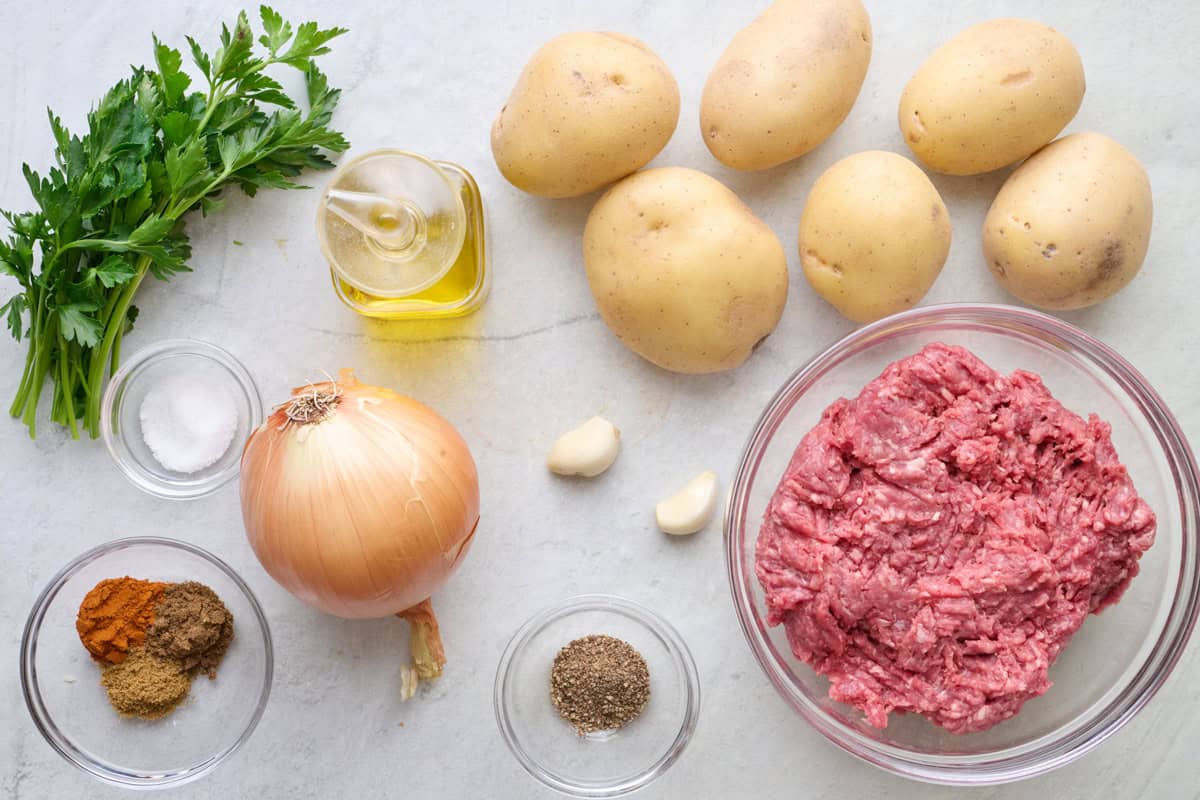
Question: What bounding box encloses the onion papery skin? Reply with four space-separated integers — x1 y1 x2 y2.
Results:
240 370 480 619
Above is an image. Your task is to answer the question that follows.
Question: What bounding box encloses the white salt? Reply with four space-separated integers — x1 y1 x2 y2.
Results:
139 374 239 474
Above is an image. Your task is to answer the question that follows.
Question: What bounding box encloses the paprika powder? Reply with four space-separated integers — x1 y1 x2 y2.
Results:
76 576 167 664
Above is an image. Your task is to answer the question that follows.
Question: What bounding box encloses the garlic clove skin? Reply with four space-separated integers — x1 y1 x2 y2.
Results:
656 471 719 535
547 416 621 477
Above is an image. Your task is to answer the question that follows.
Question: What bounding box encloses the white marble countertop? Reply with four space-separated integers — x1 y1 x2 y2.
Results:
2 1 1198 798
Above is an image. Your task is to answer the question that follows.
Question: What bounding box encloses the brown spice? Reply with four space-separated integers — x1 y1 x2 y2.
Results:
550 634 650 735
76 577 167 664
145 581 234 679
100 648 191 719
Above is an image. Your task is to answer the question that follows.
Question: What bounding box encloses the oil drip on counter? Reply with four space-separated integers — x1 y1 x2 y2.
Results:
551 634 650 735
76 576 234 719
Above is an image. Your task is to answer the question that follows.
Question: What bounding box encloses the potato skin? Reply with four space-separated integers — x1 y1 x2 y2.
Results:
983 132 1153 311
700 0 872 171
900 19 1085 176
583 167 788 374
799 151 952 323
491 32 680 198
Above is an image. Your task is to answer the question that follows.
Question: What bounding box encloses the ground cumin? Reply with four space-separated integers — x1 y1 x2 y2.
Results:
101 648 191 719
76 577 167 664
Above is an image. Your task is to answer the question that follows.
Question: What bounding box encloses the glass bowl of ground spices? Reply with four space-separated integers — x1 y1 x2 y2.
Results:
494 594 700 798
20 537 273 788
101 338 263 500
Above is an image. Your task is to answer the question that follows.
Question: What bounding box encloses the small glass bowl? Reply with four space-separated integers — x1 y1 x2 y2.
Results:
101 339 263 499
494 595 700 798
20 537 274 789
725 303 1200 785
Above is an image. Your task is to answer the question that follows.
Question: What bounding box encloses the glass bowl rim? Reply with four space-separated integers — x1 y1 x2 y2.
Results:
724 302 1200 785
100 338 263 500
493 593 701 798
19 535 275 789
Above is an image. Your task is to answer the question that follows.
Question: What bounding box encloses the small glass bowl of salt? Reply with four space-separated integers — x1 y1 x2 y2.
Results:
101 339 263 499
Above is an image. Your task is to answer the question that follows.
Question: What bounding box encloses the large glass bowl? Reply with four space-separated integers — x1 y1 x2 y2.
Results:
725 303 1200 785
20 537 273 789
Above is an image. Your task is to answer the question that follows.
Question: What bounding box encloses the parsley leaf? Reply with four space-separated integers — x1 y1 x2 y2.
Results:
90 255 138 289
154 36 192 106
57 302 102 347
278 20 349 69
2 6 349 439
1 295 26 340
186 35 212 79
258 6 292 55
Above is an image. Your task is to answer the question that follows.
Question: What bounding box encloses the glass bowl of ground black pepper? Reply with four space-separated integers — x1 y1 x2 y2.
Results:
20 536 273 788
494 594 700 798
101 338 263 500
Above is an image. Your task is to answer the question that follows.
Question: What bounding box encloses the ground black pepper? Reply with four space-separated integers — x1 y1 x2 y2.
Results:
550 634 650 735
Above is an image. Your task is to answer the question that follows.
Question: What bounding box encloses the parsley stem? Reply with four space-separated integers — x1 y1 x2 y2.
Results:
111 325 124 379
99 284 122 330
11 288 45 421
73 354 88 391
21 311 56 438
194 82 230 139
8 288 40 420
11 340 34 416
57 331 79 440
83 254 151 437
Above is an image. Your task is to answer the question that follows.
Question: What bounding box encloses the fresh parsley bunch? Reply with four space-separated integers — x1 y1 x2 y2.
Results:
0 6 349 439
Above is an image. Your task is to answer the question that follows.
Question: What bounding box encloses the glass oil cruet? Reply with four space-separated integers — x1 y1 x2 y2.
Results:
316 150 488 319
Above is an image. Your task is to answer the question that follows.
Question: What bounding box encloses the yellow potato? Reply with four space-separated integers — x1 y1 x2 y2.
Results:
899 19 1085 176
583 168 788 373
983 132 1153 310
799 151 951 324
700 0 872 171
491 32 680 198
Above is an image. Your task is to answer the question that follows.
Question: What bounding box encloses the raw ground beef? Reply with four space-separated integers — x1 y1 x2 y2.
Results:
755 343 1156 733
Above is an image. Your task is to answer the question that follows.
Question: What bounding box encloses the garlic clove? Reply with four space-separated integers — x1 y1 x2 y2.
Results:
547 416 621 477
656 471 719 535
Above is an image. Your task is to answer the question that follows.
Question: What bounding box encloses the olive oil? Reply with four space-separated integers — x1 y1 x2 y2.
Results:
317 151 488 320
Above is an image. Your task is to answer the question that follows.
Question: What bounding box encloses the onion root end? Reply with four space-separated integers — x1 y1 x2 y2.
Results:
398 598 446 685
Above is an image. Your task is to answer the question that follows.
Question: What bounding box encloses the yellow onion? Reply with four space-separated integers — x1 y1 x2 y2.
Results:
240 369 479 687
